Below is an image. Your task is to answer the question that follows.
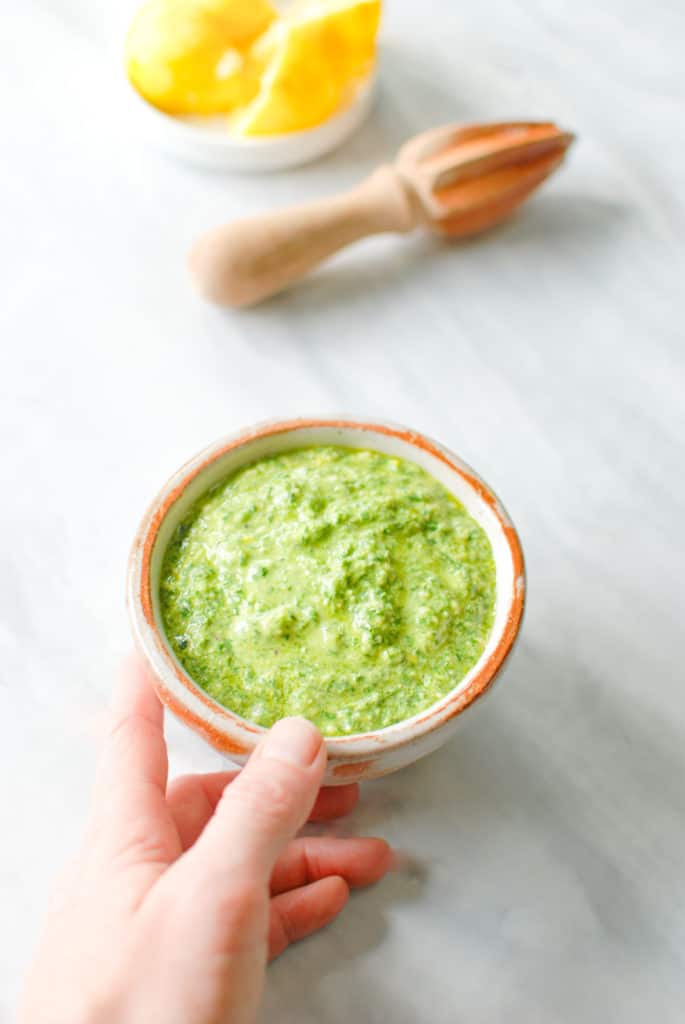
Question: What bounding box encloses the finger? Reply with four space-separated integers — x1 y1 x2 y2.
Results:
185 718 326 886
268 877 349 961
309 784 359 821
167 772 239 850
93 654 178 869
167 774 358 851
96 652 167 808
270 837 393 895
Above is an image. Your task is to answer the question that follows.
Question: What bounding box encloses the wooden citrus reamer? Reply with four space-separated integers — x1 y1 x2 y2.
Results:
189 121 575 308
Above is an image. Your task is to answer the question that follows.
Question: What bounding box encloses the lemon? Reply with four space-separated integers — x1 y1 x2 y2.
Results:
235 0 381 136
125 0 276 115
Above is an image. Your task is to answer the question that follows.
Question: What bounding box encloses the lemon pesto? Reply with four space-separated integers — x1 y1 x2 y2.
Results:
160 446 496 736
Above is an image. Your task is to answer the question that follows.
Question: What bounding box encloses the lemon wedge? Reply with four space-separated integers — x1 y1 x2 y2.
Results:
235 0 381 136
125 0 276 115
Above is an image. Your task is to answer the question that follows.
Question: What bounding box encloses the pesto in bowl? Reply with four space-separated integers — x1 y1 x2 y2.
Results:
160 446 495 736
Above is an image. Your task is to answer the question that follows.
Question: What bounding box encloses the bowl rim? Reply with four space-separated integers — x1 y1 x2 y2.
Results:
127 416 525 761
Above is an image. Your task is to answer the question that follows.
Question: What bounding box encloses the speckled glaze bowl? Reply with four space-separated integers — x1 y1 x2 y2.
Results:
128 418 525 784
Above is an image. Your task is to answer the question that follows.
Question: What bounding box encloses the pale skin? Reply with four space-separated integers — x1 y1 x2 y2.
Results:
19 655 393 1024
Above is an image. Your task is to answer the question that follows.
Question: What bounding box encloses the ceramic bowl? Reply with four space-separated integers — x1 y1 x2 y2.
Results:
125 74 376 172
128 418 525 783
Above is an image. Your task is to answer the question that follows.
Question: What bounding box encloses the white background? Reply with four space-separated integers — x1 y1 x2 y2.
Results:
2 0 684 1020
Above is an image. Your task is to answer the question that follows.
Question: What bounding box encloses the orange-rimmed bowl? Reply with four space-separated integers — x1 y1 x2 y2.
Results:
127 417 525 784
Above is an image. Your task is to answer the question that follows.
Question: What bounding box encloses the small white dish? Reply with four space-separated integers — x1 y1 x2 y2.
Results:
125 73 376 172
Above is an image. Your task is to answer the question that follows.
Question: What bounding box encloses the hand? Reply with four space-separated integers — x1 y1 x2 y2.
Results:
20 655 393 1024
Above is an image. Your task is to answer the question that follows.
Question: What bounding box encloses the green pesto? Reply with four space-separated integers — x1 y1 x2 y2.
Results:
160 446 496 736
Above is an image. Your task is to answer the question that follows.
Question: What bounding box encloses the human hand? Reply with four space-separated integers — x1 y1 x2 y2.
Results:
19 655 393 1024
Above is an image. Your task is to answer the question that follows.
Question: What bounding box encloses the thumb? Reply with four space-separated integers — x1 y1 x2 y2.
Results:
187 717 326 885
124 723 327 1024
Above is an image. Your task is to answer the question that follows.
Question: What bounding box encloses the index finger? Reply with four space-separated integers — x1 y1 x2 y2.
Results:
94 653 168 817
181 718 326 886
166 773 358 851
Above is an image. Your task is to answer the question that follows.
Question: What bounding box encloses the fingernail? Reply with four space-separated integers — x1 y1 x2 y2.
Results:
260 717 323 768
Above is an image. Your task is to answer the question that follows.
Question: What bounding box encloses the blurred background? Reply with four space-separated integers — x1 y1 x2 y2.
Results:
2 1 684 1020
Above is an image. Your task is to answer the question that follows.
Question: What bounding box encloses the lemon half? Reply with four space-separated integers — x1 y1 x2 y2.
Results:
125 0 276 115
235 0 381 136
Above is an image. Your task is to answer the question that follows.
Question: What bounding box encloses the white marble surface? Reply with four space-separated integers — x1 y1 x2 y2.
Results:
2 0 685 1020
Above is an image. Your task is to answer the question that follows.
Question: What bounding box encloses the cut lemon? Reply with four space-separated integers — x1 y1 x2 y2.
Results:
235 0 381 136
125 0 276 115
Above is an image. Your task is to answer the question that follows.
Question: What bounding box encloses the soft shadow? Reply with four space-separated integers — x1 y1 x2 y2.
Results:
325 41 470 172
229 191 628 327
257 637 685 1020
255 233 442 317
491 189 629 249
258 867 427 1024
